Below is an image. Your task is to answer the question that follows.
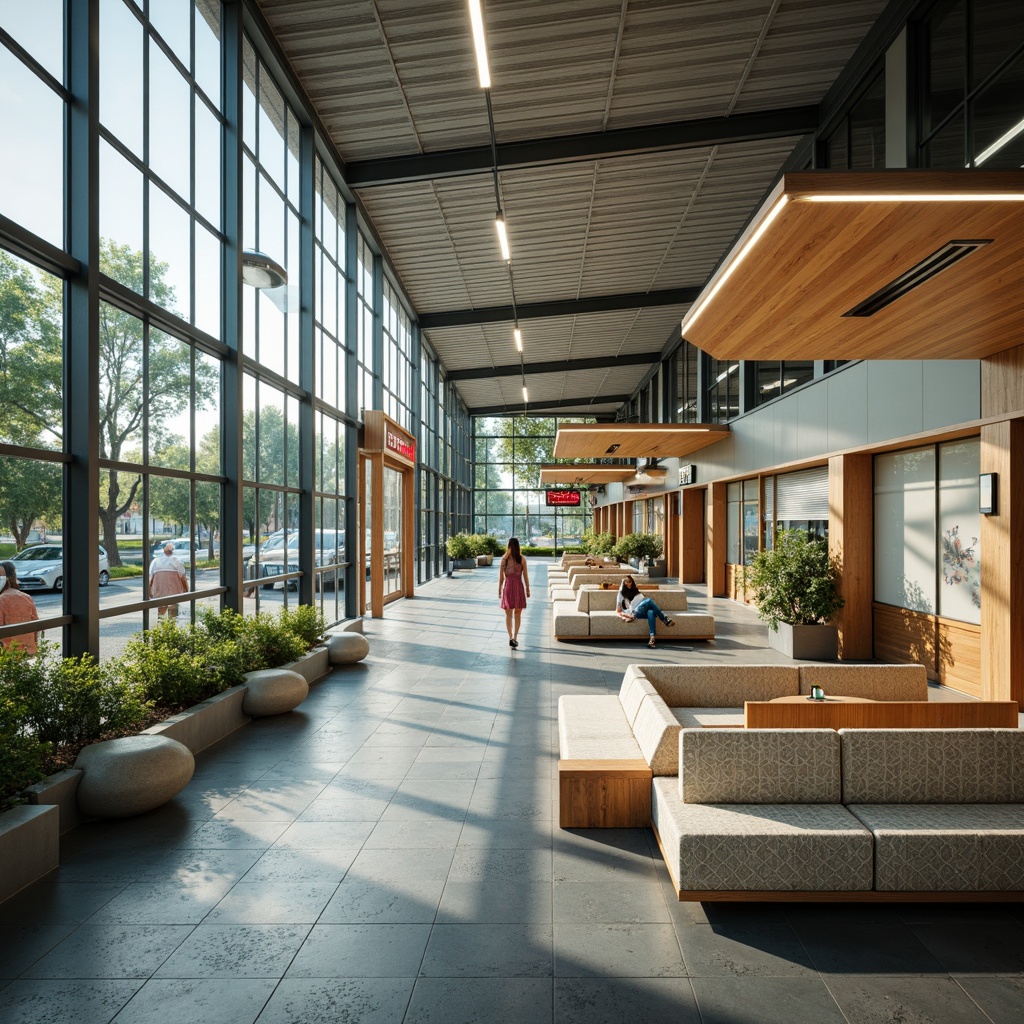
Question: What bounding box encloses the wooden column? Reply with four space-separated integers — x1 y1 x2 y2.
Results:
664 493 680 577
681 488 705 584
706 482 727 597
980 418 1024 703
828 453 874 661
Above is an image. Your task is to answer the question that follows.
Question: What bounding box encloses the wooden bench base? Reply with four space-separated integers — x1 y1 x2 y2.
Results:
559 759 652 828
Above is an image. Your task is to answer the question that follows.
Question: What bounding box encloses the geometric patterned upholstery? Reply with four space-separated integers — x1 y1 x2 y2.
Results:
798 663 928 700
848 803 1024 890
679 728 842 804
840 729 1024 804
639 664 799 708
653 778 874 892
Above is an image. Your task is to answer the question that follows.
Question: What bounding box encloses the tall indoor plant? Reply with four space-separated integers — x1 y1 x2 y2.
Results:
746 529 844 660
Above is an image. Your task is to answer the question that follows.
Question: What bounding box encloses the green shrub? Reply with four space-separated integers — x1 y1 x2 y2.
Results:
613 532 663 564
0 680 47 812
278 604 326 649
446 532 474 559
581 529 616 555
746 529 845 629
237 613 308 672
521 546 554 557
117 619 245 709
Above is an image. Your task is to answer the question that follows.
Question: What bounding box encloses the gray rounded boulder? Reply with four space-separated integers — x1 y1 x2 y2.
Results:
75 735 195 819
328 631 370 665
242 668 309 716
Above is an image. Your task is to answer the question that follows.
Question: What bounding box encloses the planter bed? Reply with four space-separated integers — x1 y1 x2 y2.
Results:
3 642 334 902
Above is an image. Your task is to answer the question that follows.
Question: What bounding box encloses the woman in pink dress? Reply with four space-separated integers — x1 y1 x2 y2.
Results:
498 537 530 648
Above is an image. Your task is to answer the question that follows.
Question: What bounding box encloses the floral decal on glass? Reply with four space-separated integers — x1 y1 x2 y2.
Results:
942 526 980 608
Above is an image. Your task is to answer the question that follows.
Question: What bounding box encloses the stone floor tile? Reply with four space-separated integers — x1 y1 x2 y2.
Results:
271 819 377 849
0 979 142 1024
285 923 431 978
239 847 360 885
177 821 291 849
153 924 310 978
447 845 552 883
0 924 80 977
255 977 414 1023
0 883 125 927
406 977 553 1023
793 915 945 974
907 917 1024 974
554 923 686 978
318 875 446 924
205 882 338 924
690 976 847 1023
23 924 193 979
111 977 276 1023
552 877 672 925
87 880 236 925
824 976 993 1024
419 923 553 978
955 977 1024 1024
436 878 553 924
675 921 817 977
364 819 465 849
554 977 701 1024
345 846 456 882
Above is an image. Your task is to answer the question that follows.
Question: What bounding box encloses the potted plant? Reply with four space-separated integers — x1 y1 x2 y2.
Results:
613 532 664 575
746 529 845 660
470 534 504 566
446 532 476 569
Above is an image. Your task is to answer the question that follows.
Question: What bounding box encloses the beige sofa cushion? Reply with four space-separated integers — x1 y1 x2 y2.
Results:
632 695 681 776
639 664 799 708
578 588 688 613
618 673 659 727
672 707 746 729
653 778 874 893
848 803 1024 891
557 695 642 761
679 728 842 804
799 664 928 700
552 600 589 637
840 729 1024 804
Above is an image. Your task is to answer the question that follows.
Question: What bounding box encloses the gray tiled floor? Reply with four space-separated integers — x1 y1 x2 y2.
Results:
2 563 1023 1023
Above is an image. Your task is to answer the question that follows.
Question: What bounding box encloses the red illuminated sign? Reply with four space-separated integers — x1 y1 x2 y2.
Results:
386 429 416 462
546 489 581 507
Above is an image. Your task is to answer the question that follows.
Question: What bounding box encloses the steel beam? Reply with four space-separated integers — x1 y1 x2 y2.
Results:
347 106 820 187
447 351 661 382
420 288 698 330
469 395 631 416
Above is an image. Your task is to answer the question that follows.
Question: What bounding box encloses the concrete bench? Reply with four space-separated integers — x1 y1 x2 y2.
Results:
553 586 715 642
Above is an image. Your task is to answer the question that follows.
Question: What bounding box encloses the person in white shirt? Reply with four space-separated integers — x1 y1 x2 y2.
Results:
616 574 675 648
148 542 188 620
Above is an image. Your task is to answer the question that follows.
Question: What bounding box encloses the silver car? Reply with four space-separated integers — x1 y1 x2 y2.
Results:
10 544 111 592
247 530 344 590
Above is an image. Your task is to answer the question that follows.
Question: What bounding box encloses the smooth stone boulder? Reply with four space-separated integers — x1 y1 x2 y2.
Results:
328 631 370 665
242 668 309 716
75 735 195 819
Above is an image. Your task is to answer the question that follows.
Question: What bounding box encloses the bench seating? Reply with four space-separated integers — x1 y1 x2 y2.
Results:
653 727 1024 901
553 586 715 642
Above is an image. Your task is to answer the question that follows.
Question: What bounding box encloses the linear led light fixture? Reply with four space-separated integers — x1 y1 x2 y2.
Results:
683 196 789 334
495 213 511 262
974 116 1024 166
522 385 529 402
468 0 491 88
514 325 522 352
800 193 1024 202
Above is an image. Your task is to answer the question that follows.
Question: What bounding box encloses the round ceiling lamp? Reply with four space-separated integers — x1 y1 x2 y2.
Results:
241 250 288 289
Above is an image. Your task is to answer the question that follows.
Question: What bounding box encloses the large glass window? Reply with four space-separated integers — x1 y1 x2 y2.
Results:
874 439 980 623
753 361 814 406
707 359 739 423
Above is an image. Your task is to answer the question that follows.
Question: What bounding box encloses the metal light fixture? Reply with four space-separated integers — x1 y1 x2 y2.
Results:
514 325 522 352
495 213 510 262
241 250 288 290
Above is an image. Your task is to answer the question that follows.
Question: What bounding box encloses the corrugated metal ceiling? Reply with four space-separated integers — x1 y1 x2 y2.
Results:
256 0 889 416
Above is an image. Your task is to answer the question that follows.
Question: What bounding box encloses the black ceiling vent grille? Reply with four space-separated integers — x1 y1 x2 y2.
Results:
842 239 992 318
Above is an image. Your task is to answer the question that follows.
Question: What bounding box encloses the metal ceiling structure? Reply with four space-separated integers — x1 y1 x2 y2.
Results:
255 0 893 418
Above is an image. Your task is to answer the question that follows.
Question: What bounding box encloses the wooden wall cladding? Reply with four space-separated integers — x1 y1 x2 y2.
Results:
725 564 755 605
981 344 1024 418
744 699 1016 730
873 602 981 698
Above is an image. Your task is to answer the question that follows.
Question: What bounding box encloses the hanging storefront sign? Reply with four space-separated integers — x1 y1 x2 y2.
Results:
386 428 416 462
546 489 582 506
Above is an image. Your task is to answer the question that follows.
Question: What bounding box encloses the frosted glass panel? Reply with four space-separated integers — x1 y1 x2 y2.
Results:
938 439 980 623
874 448 936 613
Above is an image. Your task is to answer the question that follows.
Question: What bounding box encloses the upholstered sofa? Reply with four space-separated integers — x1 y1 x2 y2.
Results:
652 727 1024 900
552 586 715 642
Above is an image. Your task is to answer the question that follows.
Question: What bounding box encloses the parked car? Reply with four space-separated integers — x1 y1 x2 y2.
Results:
246 529 344 590
10 545 111 592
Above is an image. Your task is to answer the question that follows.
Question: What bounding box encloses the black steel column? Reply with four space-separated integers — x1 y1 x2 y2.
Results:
343 203 359 618
297 123 316 607
65 0 100 657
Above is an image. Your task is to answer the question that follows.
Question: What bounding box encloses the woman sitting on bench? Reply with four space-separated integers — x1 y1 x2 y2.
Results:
616 575 675 647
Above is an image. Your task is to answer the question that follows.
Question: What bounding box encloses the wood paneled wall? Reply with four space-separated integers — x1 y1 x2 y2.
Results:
829 453 873 660
981 343 1024 418
980 418 1024 703
707 482 727 597
681 488 705 584
873 602 982 698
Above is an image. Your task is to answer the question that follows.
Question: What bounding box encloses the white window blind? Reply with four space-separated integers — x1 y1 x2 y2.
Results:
775 467 829 520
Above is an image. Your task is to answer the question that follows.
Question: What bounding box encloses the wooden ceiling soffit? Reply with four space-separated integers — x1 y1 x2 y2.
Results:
538 465 635 486
552 423 730 460
682 171 1024 362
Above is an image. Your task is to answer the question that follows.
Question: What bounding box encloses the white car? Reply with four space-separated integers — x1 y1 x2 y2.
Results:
10 545 111 592
247 530 344 590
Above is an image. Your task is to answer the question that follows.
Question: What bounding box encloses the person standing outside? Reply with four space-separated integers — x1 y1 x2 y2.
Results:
0 560 40 653
149 541 188 620
498 537 530 648
616 574 675 648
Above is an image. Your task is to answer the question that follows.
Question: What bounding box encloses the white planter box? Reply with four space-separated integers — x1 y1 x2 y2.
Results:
768 622 839 661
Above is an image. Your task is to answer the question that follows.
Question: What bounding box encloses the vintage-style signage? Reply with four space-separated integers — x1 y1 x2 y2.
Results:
386 429 416 462
679 463 697 486
545 489 582 507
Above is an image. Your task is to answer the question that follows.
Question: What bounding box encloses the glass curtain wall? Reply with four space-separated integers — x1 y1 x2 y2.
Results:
0 0 471 659
473 416 593 547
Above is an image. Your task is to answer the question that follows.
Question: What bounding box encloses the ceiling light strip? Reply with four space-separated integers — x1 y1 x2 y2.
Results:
468 0 490 88
683 196 789 335
974 116 1024 166
800 193 1024 202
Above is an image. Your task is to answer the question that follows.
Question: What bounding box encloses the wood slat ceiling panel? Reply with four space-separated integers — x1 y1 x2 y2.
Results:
554 422 731 459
